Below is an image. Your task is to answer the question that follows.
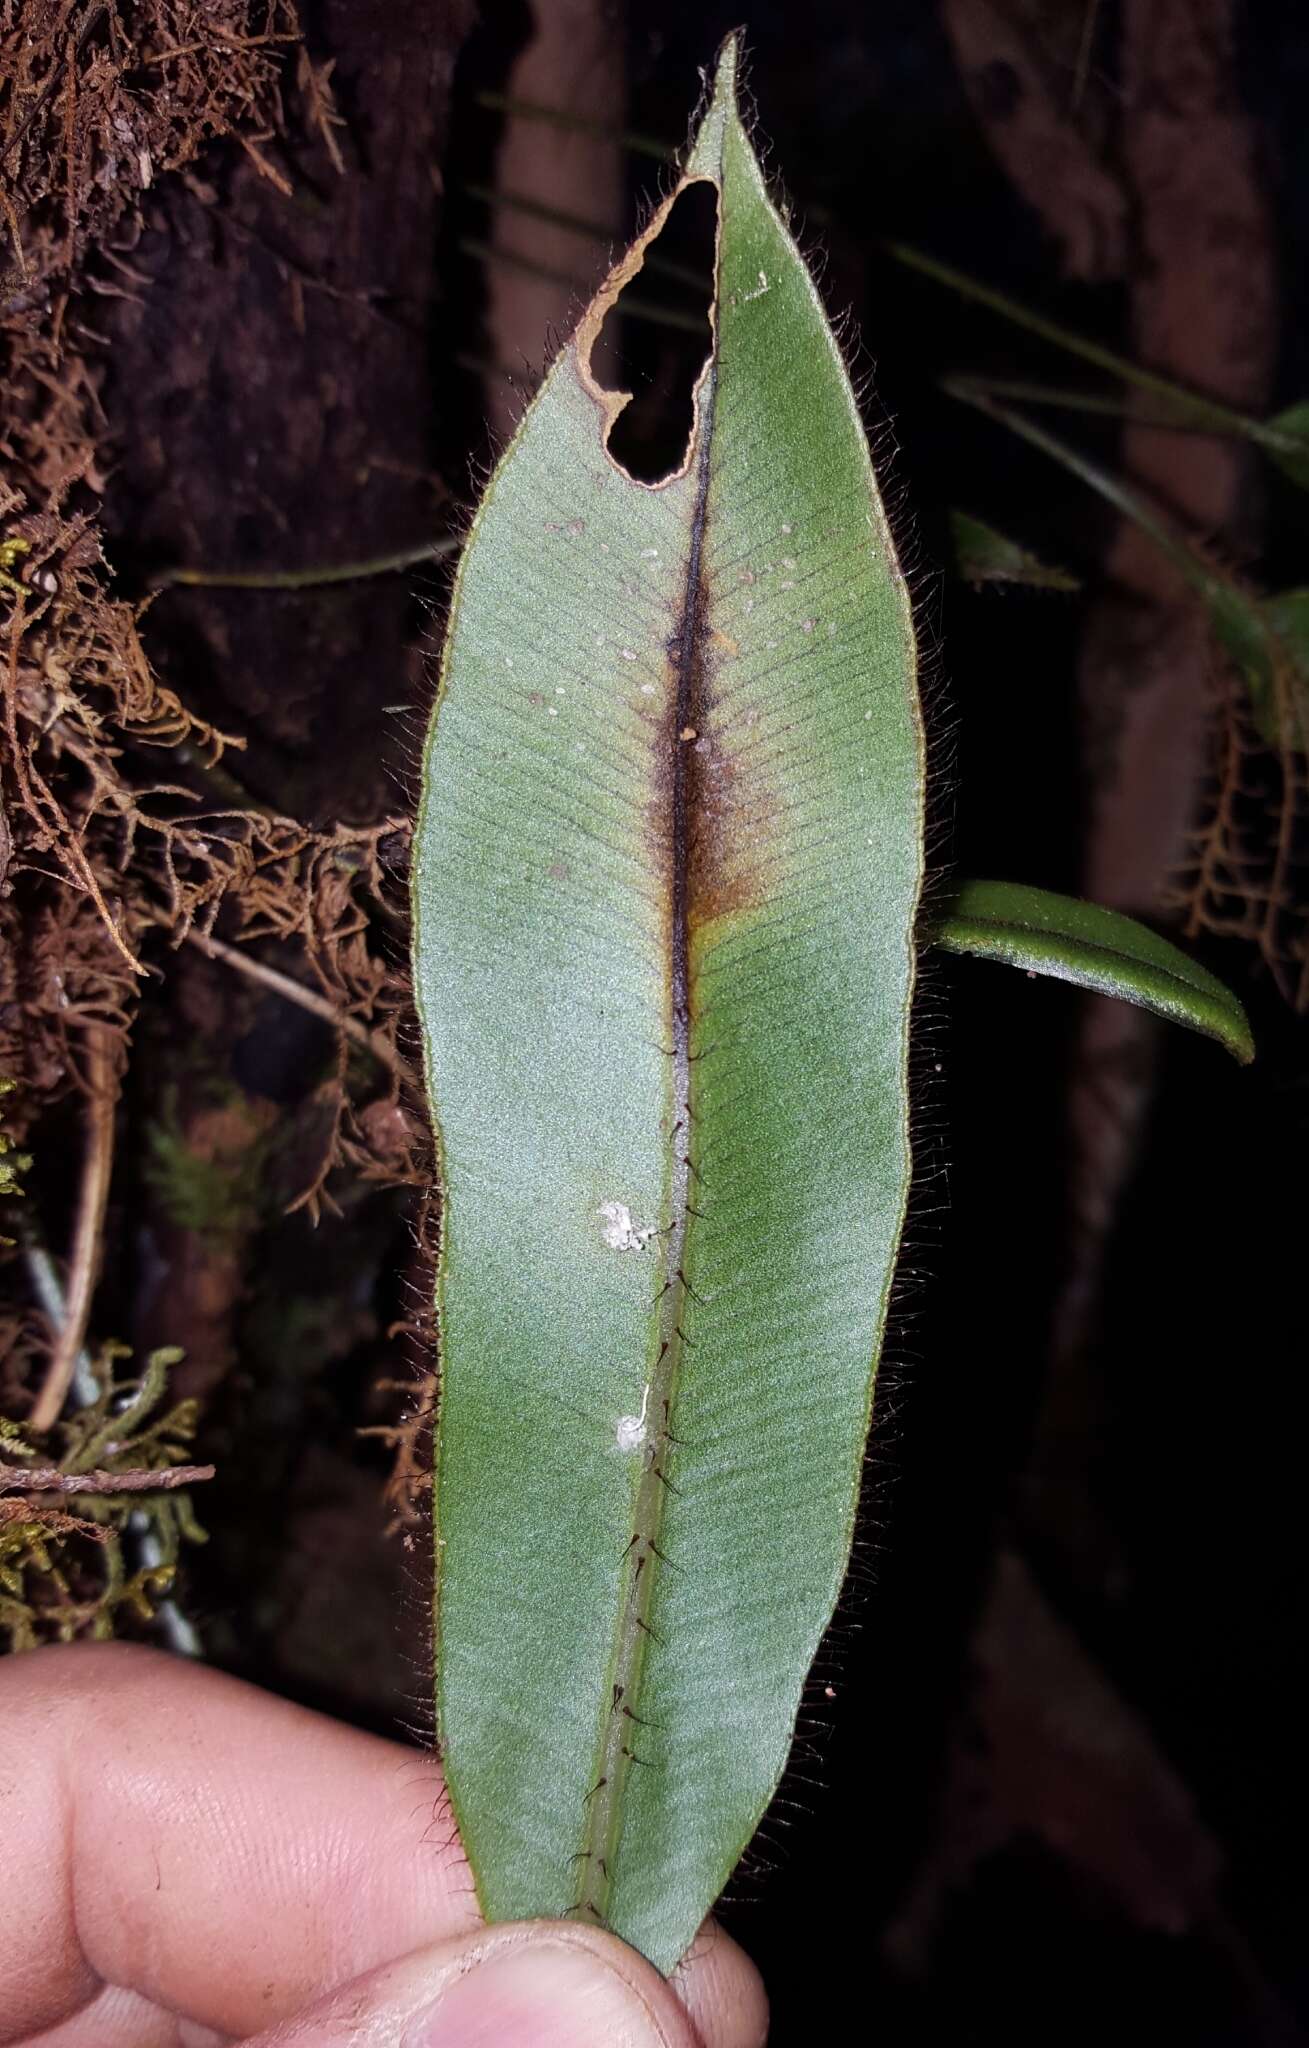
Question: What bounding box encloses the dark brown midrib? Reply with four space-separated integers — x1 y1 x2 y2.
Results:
668 368 716 1069
573 361 719 1929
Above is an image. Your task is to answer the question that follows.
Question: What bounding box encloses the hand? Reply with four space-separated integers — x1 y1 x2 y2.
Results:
0 1643 768 2046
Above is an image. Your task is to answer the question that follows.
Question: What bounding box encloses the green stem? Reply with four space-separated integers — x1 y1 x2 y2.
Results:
885 239 1272 444
153 536 458 592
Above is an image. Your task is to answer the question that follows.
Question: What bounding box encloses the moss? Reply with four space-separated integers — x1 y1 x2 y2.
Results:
142 1085 270 1240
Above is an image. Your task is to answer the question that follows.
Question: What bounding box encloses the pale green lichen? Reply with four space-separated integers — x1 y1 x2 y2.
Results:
0 1342 207 1652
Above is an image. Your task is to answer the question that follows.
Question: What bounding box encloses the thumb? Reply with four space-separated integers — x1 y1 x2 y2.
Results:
241 1919 704 2048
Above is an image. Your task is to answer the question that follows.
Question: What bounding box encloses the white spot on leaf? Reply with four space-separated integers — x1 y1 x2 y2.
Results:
616 1385 651 1452
598 1201 655 1252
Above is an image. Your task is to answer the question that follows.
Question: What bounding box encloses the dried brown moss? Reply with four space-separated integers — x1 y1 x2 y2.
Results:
0 5 430 1637
1 3 300 302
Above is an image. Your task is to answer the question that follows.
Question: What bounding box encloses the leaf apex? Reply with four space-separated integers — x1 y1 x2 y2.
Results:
711 28 745 99
685 30 745 176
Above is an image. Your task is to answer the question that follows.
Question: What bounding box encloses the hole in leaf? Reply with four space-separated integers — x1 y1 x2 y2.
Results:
590 181 718 485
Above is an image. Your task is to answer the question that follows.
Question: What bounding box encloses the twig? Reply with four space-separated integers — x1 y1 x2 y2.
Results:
0 1462 214 1494
184 927 411 1081
30 1026 117 1431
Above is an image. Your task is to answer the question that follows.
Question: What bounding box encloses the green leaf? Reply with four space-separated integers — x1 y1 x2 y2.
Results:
1256 400 1309 491
949 509 1080 591
931 880 1253 1063
412 37 922 1971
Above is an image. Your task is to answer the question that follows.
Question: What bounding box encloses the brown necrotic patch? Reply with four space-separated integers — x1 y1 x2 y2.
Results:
685 703 779 930
641 497 780 968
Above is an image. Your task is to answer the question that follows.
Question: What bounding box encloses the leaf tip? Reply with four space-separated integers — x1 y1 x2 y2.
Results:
1230 1013 1256 1066
710 27 746 99
685 29 745 174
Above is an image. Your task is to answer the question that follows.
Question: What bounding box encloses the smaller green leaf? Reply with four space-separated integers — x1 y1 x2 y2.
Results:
931 880 1254 1064
1256 401 1309 492
950 510 1080 591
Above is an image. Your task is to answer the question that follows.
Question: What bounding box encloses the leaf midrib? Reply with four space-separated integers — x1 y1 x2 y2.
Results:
573 348 721 1928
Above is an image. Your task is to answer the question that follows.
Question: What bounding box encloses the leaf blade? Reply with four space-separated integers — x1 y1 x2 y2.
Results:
932 879 1254 1063
413 36 923 1971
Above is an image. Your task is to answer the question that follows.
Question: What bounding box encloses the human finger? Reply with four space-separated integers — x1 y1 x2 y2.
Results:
0 1643 766 2047
240 1920 731 2047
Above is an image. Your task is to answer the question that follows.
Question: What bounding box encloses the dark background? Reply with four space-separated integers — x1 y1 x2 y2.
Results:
7 2 1308 2041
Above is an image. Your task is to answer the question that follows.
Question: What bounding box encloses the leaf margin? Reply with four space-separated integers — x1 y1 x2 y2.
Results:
931 878 1254 1063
